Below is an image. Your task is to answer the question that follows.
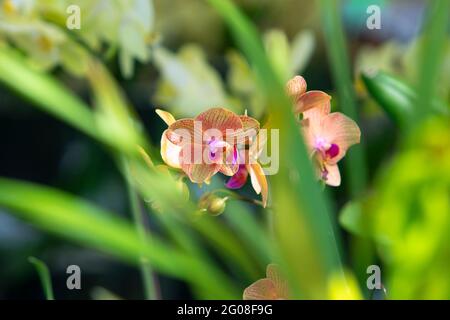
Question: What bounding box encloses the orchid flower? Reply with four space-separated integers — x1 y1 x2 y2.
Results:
156 107 258 184
286 76 361 186
243 264 289 300
286 75 331 114
225 124 268 208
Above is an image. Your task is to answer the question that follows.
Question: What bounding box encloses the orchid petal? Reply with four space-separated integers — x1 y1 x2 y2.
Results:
286 75 307 101
225 165 248 189
239 115 260 132
166 118 201 145
324 163 341 186
266 264 289 299
238 115 260 144
321 112 361 163
160 130 181 169
179 143 220 183
195 107 243 142
248 163 268 207
219 145 240 176
155 109 176 126
243 279 278 300
249 130 267 159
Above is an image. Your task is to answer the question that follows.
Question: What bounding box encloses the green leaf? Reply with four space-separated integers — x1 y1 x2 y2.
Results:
319 0 367 197
0 177 239 298
0 46 98 141
361 70 449 128
207 0 345 298
28 257 55 300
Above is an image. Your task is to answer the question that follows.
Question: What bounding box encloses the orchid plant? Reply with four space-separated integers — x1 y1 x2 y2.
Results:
156 75 360 218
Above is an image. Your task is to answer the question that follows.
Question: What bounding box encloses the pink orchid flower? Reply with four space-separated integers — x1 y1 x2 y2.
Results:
243 264 289 300
156 108 258 184
287 76 361 186
302 100 360 186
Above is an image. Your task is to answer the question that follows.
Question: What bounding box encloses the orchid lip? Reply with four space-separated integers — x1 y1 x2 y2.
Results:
326 143 339 159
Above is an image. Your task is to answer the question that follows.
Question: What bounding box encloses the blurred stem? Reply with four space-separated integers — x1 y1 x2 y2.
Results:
124 160 159 300
319 0 368 198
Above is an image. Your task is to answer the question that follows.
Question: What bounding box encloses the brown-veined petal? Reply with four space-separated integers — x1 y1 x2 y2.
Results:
248 163 268 207
155 108 176 126
295 90 331 114
160 129 182 169
243 279 278 300
321 112 361 163
238 115 260 145
266 264 289 299
166 118 202 145
249 130 267 159
195 107 243 139
324 163 341 186
179 143 220 183
301 101 331 146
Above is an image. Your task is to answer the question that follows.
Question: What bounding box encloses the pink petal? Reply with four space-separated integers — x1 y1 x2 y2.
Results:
295 90 331 114
166 118 202 145
324 163 341 186
266 264 289 299
286 76 307 102
243 279 279 300
219 145 240 176
301 101 331 148
179 143 220 183
321 112 361 163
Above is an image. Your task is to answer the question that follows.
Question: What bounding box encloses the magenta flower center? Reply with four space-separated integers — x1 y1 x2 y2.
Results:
326 143 339 159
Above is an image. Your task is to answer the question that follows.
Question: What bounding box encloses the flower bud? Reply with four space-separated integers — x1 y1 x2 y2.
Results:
198 193 228 216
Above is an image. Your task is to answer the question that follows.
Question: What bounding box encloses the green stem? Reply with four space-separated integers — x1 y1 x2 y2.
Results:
28 257 55 300
124 160 159 300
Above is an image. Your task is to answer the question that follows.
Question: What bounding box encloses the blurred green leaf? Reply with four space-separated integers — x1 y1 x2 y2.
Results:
28 257 55 300
0 45 97 139
208 0 345 298
87 61 149 154
0 177 239 298
319 0 367 198
361 71 449 128
364 117 450 299
289 30 315 76
414 0 449 123
339 201 367 237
